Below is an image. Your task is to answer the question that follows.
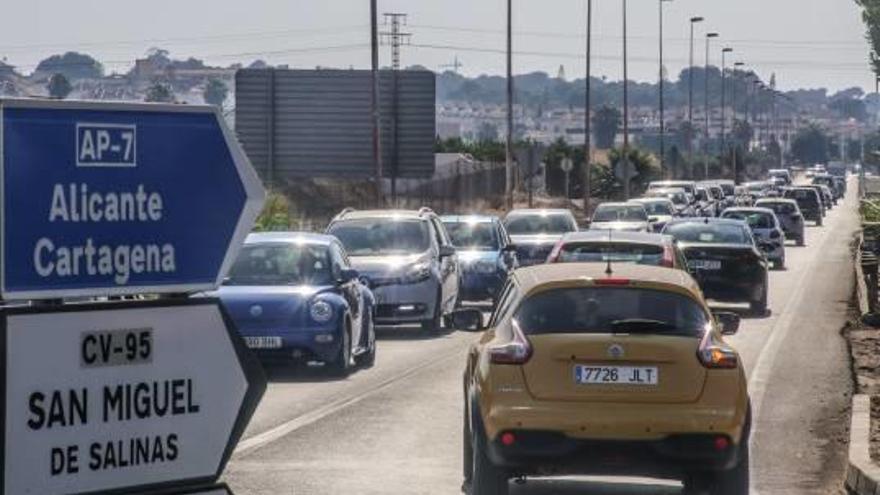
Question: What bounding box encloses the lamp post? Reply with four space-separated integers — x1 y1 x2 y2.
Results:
704 32 719 179
732 61 744 184
688 17 704 174
721 47 733 156
583 0 593 213
623 0 630 200
658 0 673 177
505 0 514 209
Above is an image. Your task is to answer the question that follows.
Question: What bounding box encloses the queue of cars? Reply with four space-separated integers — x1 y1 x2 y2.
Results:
211 167 844 493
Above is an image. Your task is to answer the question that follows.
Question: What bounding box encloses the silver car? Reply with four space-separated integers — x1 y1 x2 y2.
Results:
327 208 460 333
589 203 650 232
755 198 805 247
720 207 787 269
503 208 579 266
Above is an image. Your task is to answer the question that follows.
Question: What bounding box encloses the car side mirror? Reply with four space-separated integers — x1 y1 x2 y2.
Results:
439 245 456 258
450 308 485 331
339 268 359 284
714 311 741 336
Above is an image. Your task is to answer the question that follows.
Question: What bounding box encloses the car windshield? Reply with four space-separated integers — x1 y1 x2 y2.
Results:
785 189 819 204
722 211 775 229
636 201 673 215
665 222 751 245
505 213 576 235
758 202 797 215
443 221 499 250
329 219 430 255
593 205 648 222
556 242 666 266
718 183 735 195
515 287 708 337
225 243 332 286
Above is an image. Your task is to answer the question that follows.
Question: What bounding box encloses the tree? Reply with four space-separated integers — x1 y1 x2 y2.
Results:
253 193 292 231
47 73 72 99
790 124 831 165
855 0 880 76
144 82 175 103
203 78 228 106
609 147 660 196
593 105 621 149
35 52 103 80
829 97 868 122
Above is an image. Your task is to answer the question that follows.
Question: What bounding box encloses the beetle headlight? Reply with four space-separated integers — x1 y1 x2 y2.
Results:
310 300 334 323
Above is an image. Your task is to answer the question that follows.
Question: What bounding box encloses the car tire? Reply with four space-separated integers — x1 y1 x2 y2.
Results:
471 420 508 495
773 258 784 270
796 235 805 247
750 280 768 316
328 322 352 377
816 217 823 227
422 289 444 334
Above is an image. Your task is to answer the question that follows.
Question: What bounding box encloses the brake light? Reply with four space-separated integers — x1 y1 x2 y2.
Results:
661 244 675 268
489 320 533 365
546 240 563 263
697 331 738 369
595 277 631 286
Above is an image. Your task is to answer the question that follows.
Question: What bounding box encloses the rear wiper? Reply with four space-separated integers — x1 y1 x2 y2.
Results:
610 319 679 334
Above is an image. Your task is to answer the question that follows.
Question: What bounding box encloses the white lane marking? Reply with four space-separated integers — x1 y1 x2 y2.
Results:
234 350 463 456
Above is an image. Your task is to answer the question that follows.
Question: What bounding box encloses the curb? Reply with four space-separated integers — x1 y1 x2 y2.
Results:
847 395 880 494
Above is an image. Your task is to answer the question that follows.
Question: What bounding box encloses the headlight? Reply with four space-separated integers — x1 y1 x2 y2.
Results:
404 262 431 283
310 300 334 323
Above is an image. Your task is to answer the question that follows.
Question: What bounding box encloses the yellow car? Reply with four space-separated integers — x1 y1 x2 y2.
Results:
456 263 750 495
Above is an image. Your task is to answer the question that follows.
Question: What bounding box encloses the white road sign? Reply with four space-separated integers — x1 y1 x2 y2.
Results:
2 300 265 495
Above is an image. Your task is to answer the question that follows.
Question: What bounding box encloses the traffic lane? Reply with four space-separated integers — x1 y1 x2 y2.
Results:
226 338 685 495
237 325 475 442
746 187 857 494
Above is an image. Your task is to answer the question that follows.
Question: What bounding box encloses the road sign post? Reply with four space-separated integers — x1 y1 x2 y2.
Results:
0 99 265 300
1 299 265 494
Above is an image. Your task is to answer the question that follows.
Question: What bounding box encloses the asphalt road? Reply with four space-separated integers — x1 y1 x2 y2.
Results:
224 183 858 495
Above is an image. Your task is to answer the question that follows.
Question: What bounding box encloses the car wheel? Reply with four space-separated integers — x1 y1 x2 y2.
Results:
750 281 768 316
796 235 805 247
471 420 508 495
422 289 443 334
328 322 352 377
816 217 823 227
773 258 784 270
462 400 474 489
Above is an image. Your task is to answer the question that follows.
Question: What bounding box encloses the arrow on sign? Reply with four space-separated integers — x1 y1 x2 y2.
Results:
1 299 266 495
0 98 266 300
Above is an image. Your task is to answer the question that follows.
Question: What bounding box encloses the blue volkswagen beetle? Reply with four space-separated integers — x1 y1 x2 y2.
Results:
440 215 517 305
212 232 375 376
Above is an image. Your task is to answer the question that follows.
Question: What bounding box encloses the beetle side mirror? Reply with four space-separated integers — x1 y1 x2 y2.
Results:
450 308 485 332
714 311 741 336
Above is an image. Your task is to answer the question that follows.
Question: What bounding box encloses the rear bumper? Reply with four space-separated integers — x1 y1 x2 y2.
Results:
486 432 743 477
698 275 763 302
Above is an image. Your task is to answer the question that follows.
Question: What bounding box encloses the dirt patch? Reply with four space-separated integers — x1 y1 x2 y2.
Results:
844 312 880 463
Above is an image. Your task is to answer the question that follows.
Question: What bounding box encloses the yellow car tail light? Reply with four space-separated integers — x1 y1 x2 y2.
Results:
489 320 533 365
697 331 738 369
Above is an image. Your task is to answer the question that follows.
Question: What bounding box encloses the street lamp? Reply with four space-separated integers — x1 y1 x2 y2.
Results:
622 0 630 199
721 47 733 155
658 0 673 177
583 0 593 213
732 61 745 184
688 16 704 172
732 62 745 121
704 32 719 179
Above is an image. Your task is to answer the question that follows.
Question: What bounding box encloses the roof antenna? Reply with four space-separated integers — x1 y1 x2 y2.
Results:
605 228 614 275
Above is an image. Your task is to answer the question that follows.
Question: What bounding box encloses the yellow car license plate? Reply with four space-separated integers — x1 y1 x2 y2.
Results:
574 365 659 385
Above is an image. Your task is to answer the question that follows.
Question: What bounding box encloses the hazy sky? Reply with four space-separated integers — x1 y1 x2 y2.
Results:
0 0 873 92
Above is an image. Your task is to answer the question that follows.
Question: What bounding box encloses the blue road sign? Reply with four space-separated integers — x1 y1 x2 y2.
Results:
0 99 266 300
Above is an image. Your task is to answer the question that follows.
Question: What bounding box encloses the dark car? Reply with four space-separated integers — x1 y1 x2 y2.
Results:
804 184 833 210
663 218 769 314
213 233 376 376
503 209 579 266
441 215 517 304
546 230 688 270
783 187 824 226
812 174 842 200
